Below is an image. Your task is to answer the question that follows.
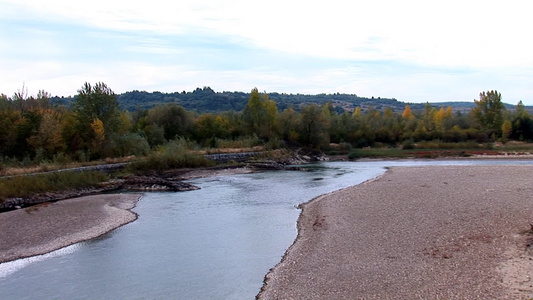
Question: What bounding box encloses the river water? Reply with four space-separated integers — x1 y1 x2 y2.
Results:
1 160 532 299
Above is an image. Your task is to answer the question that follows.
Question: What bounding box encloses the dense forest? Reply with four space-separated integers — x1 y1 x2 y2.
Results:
51 87 409 113
1 83 533 165
51 86 531 115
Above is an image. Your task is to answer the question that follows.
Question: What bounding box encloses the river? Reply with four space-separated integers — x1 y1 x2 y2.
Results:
1 160 532 299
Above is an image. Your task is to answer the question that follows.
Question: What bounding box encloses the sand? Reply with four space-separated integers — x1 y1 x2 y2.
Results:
0 193 142 264
258 165 533 299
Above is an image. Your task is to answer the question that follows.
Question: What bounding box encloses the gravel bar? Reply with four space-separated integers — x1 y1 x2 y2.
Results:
258 165 533 300
0 193 142 264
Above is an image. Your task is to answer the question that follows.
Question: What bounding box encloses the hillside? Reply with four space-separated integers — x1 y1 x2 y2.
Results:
51 87 531 114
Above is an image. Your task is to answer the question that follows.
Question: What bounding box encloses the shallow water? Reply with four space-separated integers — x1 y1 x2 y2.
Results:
1 160 532 299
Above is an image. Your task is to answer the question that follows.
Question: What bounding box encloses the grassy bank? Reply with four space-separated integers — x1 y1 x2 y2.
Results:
127 141 215 173
3 141 532 202
347 141 533 160
348 148 481 159
0 171 109 203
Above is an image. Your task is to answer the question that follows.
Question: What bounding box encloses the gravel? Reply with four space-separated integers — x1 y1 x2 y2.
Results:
258 165 533 300
0 193 142 263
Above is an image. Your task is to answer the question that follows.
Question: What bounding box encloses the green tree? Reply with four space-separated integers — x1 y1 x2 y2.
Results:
299 104 330 149
27 108 66 158
194 113 232 145
277 107 300 143
112 133 150 157
263 93 279 139
241 88 279 140
143 123 166 146
513 100 528 119
72 82 121 151
0 96 20 157
472 90 505 137
501 119 512 141
15 110 42 158
510 100 533 141
146 103 194 140
242 88 268 137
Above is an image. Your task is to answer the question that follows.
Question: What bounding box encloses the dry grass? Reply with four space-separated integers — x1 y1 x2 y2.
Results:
0 156 136 177
203 146 264 154
0 171 109 202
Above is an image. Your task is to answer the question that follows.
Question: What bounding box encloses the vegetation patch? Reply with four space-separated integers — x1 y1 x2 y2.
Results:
0 171 109 202
2 84 533 176
347 146 510 160
128 140 215 173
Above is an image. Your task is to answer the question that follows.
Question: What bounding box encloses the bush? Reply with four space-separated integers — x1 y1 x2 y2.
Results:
128 139 214 173
402 139 415 150
353 138 372 148
348 148 406 160
52 152 72 165
215 135 261 149
113 133 151 157
347 150 361 160
414 141 482 150
264 137 285 150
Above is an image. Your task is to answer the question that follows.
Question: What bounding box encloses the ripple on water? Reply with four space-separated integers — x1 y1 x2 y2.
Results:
0 244 83 278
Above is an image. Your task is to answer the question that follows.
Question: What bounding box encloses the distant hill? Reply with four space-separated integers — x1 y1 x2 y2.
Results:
51 87 532 114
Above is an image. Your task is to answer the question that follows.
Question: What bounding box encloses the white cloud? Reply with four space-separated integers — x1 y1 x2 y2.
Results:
2 0 533 104
5 0 533 69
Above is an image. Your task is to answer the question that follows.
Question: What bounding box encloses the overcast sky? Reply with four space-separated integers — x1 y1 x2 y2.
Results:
2 0 533 105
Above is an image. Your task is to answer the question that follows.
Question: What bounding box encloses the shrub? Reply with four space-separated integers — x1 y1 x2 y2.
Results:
52 152 72 165
128 140 214 173
113 133 151 157
402 139 415 150
215 135 261 149
347 150 361 160
264 137 285 150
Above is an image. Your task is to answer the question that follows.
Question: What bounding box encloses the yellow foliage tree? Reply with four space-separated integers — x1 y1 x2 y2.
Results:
117 111 132 135
502 119 512 140
434 107 446 132
402 105 414 120
27 108 65 156
352 107 362 118
433 106 453 133
445 106 453 118
91 118 105 144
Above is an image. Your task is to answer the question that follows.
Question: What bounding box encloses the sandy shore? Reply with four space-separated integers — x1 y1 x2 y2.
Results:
0 193 142 264
259 165 533 299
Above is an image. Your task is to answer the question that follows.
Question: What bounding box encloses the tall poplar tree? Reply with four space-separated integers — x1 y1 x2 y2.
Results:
72 82 121 151
472 90 505 137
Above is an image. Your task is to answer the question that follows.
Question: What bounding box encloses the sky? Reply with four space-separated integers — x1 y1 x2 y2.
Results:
1 0 533 105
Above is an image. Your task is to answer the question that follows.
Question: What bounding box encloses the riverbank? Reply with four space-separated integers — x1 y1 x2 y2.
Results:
0 193 142 264
258 165 533 299
0 166 264 264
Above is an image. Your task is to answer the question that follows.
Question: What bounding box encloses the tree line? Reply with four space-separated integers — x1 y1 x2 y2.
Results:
54 87 428 113
1 83 532 165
